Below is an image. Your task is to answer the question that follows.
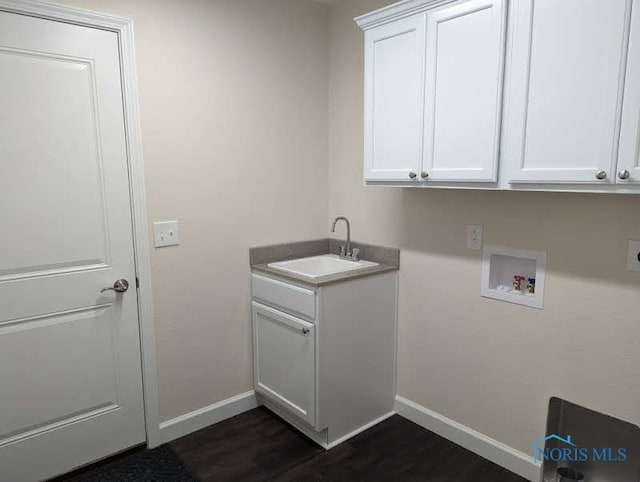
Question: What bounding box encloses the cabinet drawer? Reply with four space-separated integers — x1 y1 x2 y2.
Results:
251 273 315 320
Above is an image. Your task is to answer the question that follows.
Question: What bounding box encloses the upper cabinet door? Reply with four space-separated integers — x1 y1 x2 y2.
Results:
618 3 640 184
504 0 632 184
364 15 426 182
422 0 506 182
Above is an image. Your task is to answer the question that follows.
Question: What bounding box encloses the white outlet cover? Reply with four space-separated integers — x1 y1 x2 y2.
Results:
153 220 180 248
466 225 483 251
627 240 640 272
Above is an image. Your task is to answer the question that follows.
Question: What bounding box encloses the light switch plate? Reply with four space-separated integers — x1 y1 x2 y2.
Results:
627 240 640 272
466 225 483 251
153 221 179 248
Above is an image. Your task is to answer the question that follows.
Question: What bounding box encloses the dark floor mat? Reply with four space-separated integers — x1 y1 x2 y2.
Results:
71 445 199 482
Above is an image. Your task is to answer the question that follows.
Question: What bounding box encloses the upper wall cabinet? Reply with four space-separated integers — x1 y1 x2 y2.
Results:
363 15 426 181
619 3 640 184
422 0 506 182
359 0 507 184
503 0 634 185
357 0 640 193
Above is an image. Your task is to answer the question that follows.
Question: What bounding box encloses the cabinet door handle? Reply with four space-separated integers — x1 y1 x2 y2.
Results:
420 171 429 179
618 169 630 180
408 171 417 179
595 170 607 180
301 327 310 335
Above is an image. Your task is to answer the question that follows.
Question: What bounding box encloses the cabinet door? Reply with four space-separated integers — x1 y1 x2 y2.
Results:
618 3 640 184
364 14 426 182
504 0 632 184
422 0 506 182
252 302 316 426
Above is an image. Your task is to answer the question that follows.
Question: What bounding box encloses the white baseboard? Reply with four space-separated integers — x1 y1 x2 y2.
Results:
395 396 541 482
158 391 540 481
260 396 329 449
159 390 258 445
260 396 395 451
326 411 396 449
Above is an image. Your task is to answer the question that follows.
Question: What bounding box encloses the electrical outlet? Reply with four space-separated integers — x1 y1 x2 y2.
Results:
466 225 483 251
627 240 640 272
153 220 180 248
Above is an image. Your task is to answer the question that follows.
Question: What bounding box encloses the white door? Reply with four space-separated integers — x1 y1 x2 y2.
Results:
0 11 145 482
252 302 316 427
618 2 640 184
363 14 426 182
504 0 632 184
422 0 506 182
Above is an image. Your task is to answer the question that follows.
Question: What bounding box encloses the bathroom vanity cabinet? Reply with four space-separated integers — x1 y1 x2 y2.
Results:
250 270 398 448
357 0 640 193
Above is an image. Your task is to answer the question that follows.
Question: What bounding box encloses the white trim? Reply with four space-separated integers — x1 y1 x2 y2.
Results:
395 396 541 481
260 396 329 449
363 179 640 193
116 5 160 450
355 0 458 30
159 391 259 445
260 397 395 450
0 0 161 448
326 411 396 449
0 0 132 29
124 32 161 450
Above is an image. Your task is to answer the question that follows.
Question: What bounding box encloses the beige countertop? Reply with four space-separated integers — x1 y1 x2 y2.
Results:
249 238 399 287
251 261 397 287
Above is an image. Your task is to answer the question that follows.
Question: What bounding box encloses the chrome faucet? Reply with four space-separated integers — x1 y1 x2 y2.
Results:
330 216 360 261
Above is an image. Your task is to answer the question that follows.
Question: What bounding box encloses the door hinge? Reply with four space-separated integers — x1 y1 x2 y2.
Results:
136 277 140 288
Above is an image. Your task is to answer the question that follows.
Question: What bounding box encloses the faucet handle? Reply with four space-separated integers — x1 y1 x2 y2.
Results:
351 248 360 261
338 245 346 257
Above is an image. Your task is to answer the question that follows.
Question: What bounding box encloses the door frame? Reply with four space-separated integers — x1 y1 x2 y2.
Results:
0 0 161 448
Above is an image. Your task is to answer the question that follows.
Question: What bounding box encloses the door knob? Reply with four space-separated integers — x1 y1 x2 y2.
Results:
618 169 630 180
420 171 429 179
595 170 607 180
408 171 417 179
101 279 129 293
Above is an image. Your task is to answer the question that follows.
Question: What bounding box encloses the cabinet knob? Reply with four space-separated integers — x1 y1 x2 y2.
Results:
595 170 607 180
408 171 417 179
618 169 630 180
420 171 429 179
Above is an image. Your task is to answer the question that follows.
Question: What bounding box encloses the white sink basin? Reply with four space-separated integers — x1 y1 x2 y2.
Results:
268 254 378 279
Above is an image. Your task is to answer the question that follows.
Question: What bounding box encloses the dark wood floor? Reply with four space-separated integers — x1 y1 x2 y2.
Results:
168 406 527 482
